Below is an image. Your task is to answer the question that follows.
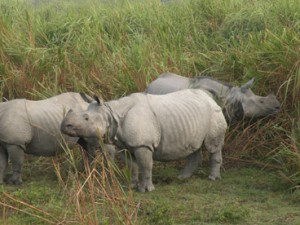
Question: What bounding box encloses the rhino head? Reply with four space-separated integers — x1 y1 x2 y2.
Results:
61 96 110 139
224 78 281 122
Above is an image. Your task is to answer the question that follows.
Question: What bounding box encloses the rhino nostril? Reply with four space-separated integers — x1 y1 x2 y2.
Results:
66 124 73 129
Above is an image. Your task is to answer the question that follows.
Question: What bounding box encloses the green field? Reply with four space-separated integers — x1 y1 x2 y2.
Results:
0 0 299 224
1 160 300 224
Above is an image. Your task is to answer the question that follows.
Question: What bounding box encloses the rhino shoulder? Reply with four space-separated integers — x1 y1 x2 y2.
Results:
116 103 161 151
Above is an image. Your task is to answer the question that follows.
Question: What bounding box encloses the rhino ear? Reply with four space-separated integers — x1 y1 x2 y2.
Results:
80 92 94 103
240 78 255 92
93 95 103 105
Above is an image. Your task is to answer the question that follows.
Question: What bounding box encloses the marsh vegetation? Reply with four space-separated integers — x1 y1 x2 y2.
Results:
0 0 299 224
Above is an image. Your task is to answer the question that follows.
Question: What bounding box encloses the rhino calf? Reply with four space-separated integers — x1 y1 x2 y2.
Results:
0 92 93 185
61 89 227 192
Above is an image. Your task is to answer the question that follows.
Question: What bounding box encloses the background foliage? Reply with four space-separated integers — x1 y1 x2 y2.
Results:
0 0 299 223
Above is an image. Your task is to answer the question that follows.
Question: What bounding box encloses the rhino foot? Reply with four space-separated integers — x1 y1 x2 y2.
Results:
208 174 221 181
138 183 155 193
6 177 23 185
130 180 139 189
178 151 202 180
178 173 192 180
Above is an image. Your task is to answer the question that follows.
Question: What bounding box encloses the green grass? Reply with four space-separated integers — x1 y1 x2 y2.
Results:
137 165 300 225
1 159 300 224
0 0 299 223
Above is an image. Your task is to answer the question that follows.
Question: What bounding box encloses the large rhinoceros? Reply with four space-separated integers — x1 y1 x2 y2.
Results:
61 89 227 192
0 92 94 185
145 72 281 124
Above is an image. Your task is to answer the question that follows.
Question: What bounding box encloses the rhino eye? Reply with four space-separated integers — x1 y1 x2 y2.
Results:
83 114 89 121
259 99 264 104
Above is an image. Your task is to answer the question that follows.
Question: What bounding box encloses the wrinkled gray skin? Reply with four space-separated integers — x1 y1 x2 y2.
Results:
61 89 227 192
145 72 281 124
0 92 94 185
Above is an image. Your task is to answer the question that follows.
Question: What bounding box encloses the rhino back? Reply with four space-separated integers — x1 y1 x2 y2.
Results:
148 90 220 160
146 72 190 94
41 92 89 111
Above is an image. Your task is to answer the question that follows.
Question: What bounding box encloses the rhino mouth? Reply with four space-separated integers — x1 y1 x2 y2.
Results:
64 131 78 137
263 107 280 117
61 124 80 137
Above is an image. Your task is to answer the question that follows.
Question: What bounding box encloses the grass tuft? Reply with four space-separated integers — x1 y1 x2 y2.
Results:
0 0 300 223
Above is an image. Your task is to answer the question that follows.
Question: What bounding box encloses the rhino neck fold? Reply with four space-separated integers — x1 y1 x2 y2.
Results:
103 94 145 146
103 102 118 144
190 77 242 123
103 98 134 144
190 77 231 105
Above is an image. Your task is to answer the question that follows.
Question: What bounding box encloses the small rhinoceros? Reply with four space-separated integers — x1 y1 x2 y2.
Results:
0 92 94 185
61 89 227 192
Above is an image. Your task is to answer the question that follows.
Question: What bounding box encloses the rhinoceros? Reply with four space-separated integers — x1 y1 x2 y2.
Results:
0 92 94 185
61 89 227 192
145 72 281 124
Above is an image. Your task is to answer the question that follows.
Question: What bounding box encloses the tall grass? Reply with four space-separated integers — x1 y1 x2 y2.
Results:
0 0 299 217
1 147 139 224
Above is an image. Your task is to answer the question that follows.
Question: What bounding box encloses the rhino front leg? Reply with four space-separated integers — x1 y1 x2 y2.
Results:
77 138 97 163
103 144 117 161
120 150 139 189
0 145 8 184
134 147 155 192
204 133 224 180
208 150 222 180
6 145 24 185
178 150 202 179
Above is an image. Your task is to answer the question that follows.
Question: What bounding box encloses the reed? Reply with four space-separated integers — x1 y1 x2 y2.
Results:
1 145 139 224
0 0 299 222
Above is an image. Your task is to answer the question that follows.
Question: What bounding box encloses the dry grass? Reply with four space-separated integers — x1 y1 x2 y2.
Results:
0 0 299 223
1 149 139 224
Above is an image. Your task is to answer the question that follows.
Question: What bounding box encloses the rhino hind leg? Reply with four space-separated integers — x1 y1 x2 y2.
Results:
178 150 202 179
0 145 8 184
204 136 224 181
133 147 155 192
6 145 24 185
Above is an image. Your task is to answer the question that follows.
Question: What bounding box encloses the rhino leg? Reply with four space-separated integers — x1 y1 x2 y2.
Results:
103 144 117 161
134 147 155 192
208 150 222 180
204 136 223 180
178 150 202 179
77 138 97 164
0 145 8 184
6 145 24 185
120 150 139 189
